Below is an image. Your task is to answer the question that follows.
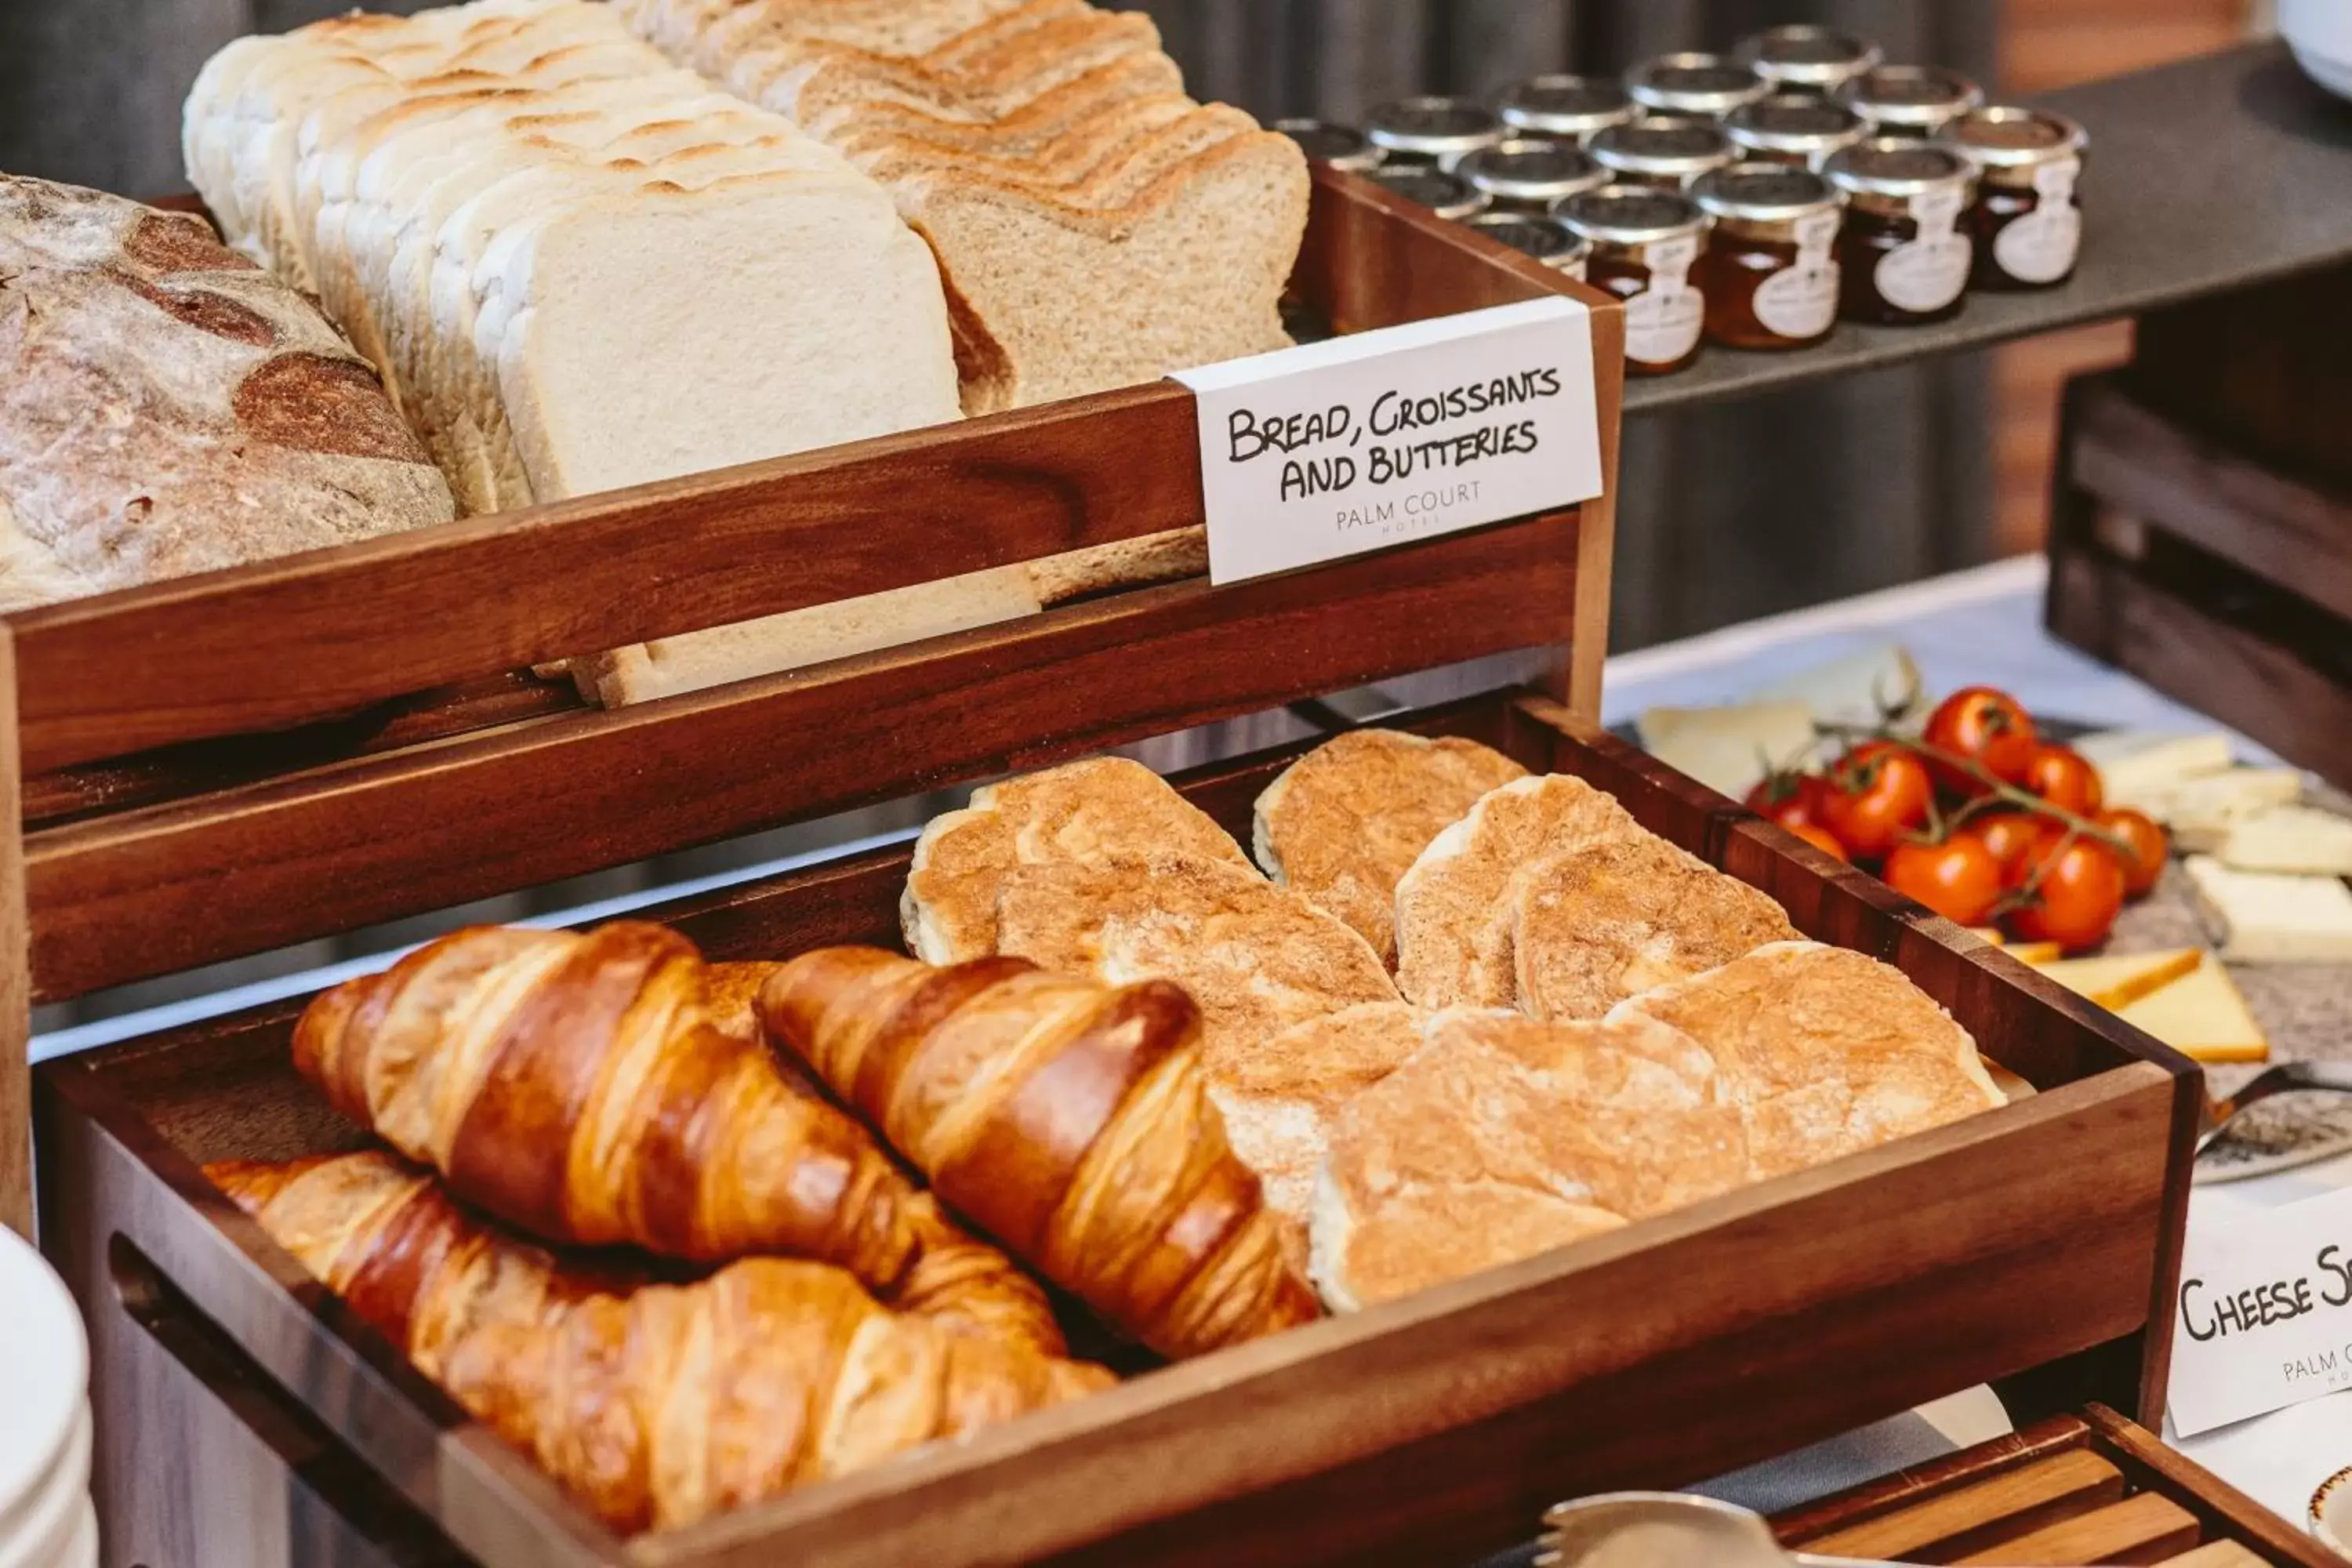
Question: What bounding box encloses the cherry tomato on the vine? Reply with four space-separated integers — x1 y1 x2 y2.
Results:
1922 687 2039 793
1785 821 1849 862
1969 811 2047 878
1745 771 1829 833
2097 808 2169 898
2021 743 2103 816
2004 828 2126 952
1885 836 2002 925
1819 741 1934 861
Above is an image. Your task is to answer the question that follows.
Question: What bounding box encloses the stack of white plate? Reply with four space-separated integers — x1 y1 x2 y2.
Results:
0 1229 93 1568
2281 0 2352 102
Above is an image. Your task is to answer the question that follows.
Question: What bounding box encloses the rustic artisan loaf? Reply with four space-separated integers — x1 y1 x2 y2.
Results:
1254 730 1530 967
0 175 455 612
1209 1000 1427 1232
613 0 1309 415
902 756 1253 964
1509 838 1802 1022
1310 1008 1748 1311
1610 942 2006 1179
1392 774 1646 1010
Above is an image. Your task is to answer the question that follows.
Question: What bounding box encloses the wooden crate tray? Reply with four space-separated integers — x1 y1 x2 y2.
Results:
1770 1404 2333 1566
2046 374 2352 790
34 689 2201 1568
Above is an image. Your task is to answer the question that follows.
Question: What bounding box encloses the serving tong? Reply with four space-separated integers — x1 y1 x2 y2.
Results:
2198 1058 2352 1155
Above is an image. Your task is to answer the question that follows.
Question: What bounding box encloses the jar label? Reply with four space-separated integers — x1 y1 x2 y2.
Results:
1754 258 1840 339
1874 185 1970 314
1993 156 2082 285
1628 234 1704 365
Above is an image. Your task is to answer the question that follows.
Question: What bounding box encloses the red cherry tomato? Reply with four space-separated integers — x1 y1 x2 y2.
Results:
2021 743 2103 816
2004 829 2127 952
1745 771 1829 833
1884 836 2003 925
1969 811 2048 878
1819 742 1935 861
1785 821 1849 862
1923 687 2040 793
2097 808 2169 898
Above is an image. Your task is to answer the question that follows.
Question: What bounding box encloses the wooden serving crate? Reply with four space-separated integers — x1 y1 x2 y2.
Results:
2046 371 2352 790
4 165 2215 1568
1769 1404 2335 1566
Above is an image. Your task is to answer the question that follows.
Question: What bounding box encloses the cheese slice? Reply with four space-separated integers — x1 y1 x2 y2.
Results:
2114 957 2269 1063
2185 855 2352 964
2076 730 2234 804
1750 643 1926 729
2026 947 2204 1010
2128 768 2304 851
1635 701 1818 800
2004 940 2063 965
2216 804 2352 877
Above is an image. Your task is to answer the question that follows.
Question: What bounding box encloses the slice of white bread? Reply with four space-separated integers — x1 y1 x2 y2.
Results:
1309 1007 1747 1312
901 755 1252 964
1608 942 2005 1181
1208 1000 1426 1231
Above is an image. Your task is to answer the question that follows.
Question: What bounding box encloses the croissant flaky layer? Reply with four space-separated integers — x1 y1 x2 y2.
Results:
442 1257 1114 1534
758 946 1323 1359
290 921 927 1286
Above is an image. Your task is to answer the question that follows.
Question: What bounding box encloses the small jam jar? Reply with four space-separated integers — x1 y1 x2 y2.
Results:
1460 212 1591 278
1626 52 1770 121
1273 118 1385 172
1456 138 1609 213
1363 97 1506 171
1723 95 1868 171
1835 64 1984 139
1559 184 1711 376
1497 74 1639 143
1939 106 2088 290
1823 138 1978 325
1690 163 1845 351
1588 120 1737 191
1736 25 1883 96
1367 163 1489 220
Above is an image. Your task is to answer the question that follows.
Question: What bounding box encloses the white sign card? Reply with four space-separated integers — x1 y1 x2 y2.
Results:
1171 296 1603 586
2168 1183 2352 1436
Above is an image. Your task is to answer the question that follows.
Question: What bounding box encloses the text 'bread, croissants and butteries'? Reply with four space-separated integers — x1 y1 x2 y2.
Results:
209 1150 1109 1534
287 920 1060 1352
757 946 1325 1359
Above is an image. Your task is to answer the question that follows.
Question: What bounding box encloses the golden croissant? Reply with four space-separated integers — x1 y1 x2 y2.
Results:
757 947 1323 1359
291 922 928 1289
441 1256 1115 1534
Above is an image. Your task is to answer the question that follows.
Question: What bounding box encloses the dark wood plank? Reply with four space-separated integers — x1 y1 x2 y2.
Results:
0 626 25 1237
2081 1403 2346 1568
1770 1415 2094 1546
26 514 1577 1001
2069 376 2352 626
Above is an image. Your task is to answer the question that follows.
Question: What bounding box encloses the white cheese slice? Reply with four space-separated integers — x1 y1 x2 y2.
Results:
2076 730 2235 806
1635 701 1819 800
1749 643 1926 730
2184 855 2352 964
2125 768 2304 851
2025 947 2204 1011
2216 804 2352 877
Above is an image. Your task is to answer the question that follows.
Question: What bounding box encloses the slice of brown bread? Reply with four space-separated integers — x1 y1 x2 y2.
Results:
822 52 1187 160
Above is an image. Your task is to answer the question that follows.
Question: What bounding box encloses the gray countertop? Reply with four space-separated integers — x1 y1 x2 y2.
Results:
1627 42 2352 416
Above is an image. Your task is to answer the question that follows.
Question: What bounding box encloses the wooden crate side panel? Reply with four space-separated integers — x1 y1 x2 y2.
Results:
26 517 1575 1002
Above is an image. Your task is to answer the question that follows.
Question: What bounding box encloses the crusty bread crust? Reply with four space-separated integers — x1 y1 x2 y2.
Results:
1207 1000 1425 1230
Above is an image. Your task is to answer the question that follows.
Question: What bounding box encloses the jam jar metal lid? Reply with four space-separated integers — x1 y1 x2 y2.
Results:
1735 25 1883 89
1690 162 1842 223
1835 64 1985 129
1363 96 1506 162
1588 121 1737 180
1497 74 1638 136
1723 95 1868 159
1822 136 1976 198
1273 118 1386 172
1456 138 1609 204
1556 183 1709 247
1625 52 1770 118
1936 106 2088 168
1366 162 1489 218
1459 212 1591 268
